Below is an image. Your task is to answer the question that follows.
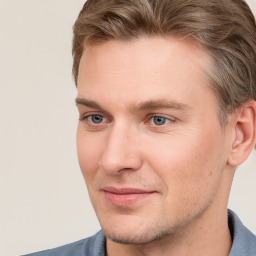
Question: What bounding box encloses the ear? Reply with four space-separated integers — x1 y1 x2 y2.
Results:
228 100 256 167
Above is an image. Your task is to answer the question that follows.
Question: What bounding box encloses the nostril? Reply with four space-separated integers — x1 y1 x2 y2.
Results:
119 168 133 172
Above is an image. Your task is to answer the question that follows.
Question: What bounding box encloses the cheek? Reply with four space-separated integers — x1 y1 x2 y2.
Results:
76 129 106 210
144 131 224 202
76 128 103 180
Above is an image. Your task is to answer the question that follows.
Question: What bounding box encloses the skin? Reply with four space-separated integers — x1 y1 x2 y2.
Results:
75 37 250 256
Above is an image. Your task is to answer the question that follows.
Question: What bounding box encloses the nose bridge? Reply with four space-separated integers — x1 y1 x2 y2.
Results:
99 121 142 174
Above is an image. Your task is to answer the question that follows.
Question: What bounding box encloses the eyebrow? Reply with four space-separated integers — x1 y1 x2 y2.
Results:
133 99 191 112
75 97 191 112
76 98 103 110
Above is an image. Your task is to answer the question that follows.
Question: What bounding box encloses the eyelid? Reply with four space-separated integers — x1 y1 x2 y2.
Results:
88 114 106 123
77 104 112 119
78 111 176 129
146 114 175 123
79 112 109 122
145 114 176 131
149 116 170 125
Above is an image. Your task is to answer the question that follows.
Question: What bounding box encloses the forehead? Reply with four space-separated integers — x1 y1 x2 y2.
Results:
79 37 210 76
77 37 215 112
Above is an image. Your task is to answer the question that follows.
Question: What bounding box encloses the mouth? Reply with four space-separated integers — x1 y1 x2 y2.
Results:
102 186 156 207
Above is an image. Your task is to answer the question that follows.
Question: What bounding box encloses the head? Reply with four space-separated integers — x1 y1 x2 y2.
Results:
73 0 256 246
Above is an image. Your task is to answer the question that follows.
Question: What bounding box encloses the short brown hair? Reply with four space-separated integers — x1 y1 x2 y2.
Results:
72 0 256 125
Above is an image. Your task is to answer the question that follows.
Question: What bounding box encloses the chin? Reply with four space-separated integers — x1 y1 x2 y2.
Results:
100 217 179 245
103 227 172 245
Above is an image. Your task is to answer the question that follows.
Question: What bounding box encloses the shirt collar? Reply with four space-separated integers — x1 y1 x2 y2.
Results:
228 209 256 255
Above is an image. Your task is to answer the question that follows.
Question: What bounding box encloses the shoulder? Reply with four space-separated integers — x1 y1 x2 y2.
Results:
23 231 106 256
228 209 256 256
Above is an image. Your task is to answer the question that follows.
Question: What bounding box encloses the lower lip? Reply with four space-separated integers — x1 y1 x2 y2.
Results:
104 191 153 206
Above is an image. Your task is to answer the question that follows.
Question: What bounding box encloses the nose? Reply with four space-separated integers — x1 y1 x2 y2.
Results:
99 124 143 175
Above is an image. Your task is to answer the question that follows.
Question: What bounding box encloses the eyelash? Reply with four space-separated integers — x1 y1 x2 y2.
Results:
80 113 175 129
79 113 106 122
146 115 173 126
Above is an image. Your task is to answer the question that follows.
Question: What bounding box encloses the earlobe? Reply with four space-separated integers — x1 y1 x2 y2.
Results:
228 100 256 167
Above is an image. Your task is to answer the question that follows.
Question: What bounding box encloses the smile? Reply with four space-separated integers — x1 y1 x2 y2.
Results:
103 187 156 207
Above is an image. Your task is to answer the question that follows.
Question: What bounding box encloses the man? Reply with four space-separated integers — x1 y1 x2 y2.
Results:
25 0 256 255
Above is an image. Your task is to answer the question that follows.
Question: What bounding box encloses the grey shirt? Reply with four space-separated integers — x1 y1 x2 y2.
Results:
24 210 256 256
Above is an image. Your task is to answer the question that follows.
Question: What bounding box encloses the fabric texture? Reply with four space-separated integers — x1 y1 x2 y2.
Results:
23 231 105 256
228 210 256 255
24 210 256 256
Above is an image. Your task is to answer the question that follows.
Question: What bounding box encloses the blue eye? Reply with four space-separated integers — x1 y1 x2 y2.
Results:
89 115 104 124
151 116 170 126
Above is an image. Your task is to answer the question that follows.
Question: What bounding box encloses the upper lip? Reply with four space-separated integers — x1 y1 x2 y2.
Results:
103 186 155 194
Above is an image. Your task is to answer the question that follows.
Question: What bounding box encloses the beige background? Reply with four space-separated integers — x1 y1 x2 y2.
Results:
0 1 255 255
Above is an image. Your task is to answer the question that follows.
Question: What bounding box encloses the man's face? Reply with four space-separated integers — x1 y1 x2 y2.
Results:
76 37 231 244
